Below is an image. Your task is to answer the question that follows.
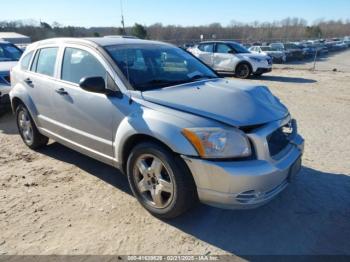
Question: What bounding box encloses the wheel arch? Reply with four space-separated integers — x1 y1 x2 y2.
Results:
11 97 25 113
10 83 39 117
120 134 175 174
235 60 253 73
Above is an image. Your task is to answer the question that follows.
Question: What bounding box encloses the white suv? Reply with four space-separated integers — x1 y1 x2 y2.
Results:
0 41 23 114
189 41 272 79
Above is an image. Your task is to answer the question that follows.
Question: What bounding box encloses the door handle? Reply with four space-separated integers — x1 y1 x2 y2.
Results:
24 78 34 87
55 88 68 95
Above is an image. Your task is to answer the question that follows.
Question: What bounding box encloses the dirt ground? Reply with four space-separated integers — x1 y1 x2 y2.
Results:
1 53 350 257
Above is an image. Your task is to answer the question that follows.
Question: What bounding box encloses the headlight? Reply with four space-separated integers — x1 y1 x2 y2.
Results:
182 127 251 159
250 57 262 62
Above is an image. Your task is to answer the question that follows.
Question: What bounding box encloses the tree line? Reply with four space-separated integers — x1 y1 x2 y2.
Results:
1 18 350 45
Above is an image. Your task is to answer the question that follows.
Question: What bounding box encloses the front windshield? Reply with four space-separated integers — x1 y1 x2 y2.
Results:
0 43 23 62
228 43 250 54
105 44 218 91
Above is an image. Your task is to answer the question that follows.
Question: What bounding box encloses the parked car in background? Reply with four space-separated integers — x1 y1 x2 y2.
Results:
334 41 348 50
324 40 347 52
344 37 350 47
324 41 337 51
294 42 317 58
189 41 272 78
10 37 304 218
283 43 304 61
0 41 23 114
307 41 329 55
269 42 284 51
249 45 286 63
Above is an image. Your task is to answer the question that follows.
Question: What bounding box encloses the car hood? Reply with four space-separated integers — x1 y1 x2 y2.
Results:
141 79 288 127
0 61 17 74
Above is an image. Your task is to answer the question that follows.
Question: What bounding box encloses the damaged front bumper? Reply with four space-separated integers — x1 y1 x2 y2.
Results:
182 116 304 209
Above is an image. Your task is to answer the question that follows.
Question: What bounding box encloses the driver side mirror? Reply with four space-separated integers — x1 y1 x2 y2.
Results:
79 76 106 94
228 49 235 54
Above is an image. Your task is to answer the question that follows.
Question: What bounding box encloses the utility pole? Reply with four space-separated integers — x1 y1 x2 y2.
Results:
120 0 126 35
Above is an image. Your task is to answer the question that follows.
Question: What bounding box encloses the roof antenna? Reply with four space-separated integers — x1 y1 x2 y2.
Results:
120 0 126 35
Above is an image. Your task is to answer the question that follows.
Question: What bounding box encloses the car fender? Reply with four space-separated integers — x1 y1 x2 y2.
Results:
114 106 199 164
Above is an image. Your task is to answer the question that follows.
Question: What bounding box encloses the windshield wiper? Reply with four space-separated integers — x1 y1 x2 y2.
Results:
137 75 218 91
136 79 189 90
189 74 217 81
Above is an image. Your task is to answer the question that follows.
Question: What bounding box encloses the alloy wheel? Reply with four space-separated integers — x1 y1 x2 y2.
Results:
133 154 174 209
18 109 34 145
237 64 250 78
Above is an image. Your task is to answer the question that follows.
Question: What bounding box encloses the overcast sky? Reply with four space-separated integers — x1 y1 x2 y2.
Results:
2 0 350 27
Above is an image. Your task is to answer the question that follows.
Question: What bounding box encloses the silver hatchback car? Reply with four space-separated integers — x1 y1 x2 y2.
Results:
10 38 304 219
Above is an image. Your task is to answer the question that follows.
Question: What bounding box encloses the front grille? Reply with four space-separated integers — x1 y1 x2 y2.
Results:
267 123 293 157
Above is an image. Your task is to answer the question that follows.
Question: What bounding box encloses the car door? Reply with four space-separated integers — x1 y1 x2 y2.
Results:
196 43 214 67
213 43 238 71
52 45 126 163
24 47 62 134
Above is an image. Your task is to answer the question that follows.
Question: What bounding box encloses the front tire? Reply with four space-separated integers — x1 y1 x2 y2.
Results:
126 142 198 219
16 104 48 149
235 63 251 79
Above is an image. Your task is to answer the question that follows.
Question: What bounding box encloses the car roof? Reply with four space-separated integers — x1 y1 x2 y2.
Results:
26 37 173 51
199 40 240 45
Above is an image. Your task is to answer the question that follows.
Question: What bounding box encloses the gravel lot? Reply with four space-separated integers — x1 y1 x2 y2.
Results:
0 52 350 258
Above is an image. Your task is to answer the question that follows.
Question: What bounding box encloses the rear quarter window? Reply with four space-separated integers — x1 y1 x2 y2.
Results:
20 51 34 70
31 48 58 77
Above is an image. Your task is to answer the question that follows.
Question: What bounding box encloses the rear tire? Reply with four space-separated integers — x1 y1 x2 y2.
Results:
126 142 198 219
16 104 48 149
235 63 251 79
